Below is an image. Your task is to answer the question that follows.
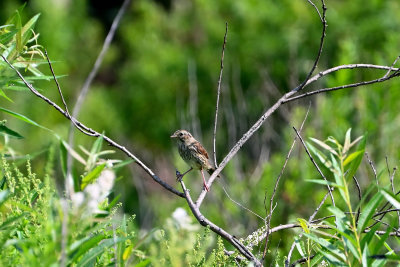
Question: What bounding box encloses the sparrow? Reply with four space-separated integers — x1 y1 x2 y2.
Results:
171 129 218 191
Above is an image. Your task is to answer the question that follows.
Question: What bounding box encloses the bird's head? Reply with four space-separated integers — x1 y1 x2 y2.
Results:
171 129 193 143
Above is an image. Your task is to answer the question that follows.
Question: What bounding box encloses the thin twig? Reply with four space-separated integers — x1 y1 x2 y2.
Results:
383 55 400 78
213 22 228 168
293 127 335 206
293 0 327 93
262 103 311 259
352 176 362 224
365 152 378 185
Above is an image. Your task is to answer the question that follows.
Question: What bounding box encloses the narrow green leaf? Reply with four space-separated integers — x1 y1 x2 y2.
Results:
343 128 352 155
21 14 40 46
297 218 310 234
112 159 134 170
371 227 391 255
357 192 383 233
343 151 363 167
59 140 68 179
0 89 13 102
362 245 370 267
76 237 128 267
0 124 23 139
0 107 46 129
90 135 104 156
81 163 106 190
310 137 339 156
69 234 106 263
345 134 366 180
303 233 346 261
134 259 151 267
305 179 341 188
313 245 346 265
361 224 380 250
380 189 400 209
0 29 18 44
306 141 332 169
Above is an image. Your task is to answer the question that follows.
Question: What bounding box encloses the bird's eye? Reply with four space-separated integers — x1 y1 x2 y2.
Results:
179 132 183 136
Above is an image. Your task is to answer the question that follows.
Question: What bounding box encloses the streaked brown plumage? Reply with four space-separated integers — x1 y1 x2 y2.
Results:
171 129 217 191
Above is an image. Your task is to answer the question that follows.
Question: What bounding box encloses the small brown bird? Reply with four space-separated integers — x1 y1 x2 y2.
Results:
171 129 217 191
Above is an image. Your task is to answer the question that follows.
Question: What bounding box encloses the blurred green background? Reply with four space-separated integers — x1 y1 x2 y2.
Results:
1 0 400 263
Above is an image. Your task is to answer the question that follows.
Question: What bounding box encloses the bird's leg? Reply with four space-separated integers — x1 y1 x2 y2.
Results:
176 167 193 181
200 169 210 192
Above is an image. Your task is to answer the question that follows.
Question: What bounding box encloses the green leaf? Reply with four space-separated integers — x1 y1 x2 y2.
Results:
345 134 366 180
0 29 18 44
371 227 391 255
0 124 23 139
343 128 352 155
76 237 128 267
59 140 68 179
90 135 104 156
20 14 40 46
112 159 135 170
297 218 310 234
0 107 48 130
81 163 106 190
69 234 106 263
310 137 338 156
380 189 400 209
357 192 383 233
306 141 332 169
0 89 13 102
360 224 380 250
303 233 346 262
362 245 370 267
343 150 363 167
305 179 341 188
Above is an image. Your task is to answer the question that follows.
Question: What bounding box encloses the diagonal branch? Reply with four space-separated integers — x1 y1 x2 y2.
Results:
1 55 185 198
177 172 261 265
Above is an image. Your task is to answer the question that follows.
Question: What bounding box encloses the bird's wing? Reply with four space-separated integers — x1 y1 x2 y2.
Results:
189 141 209 159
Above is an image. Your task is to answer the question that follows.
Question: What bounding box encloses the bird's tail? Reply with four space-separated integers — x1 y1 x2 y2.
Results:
207 167 220 177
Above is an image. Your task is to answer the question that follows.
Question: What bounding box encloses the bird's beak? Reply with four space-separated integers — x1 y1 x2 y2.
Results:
170 133 177 138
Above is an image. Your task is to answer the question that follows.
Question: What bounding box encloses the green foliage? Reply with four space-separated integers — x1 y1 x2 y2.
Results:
0 154 145 266
292 130 399 266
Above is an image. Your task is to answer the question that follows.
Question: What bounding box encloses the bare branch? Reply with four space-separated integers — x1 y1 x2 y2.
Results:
284 70 400 103
304 64 399 88
293 0 327 93
213 22 228 168
365 152 378 185
1 55 185 198
352 176 362 224
177 171 261 265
